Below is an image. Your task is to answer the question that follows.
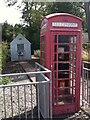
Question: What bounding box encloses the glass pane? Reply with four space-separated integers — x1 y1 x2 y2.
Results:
58 45 69 52
54 54 57 61
41 36 44 52
58 35 70 43
41 43 44 51
54 45 57 52
58 72 69 79
58 96 73 104
54 72 57 78
58 63 69 70
58 53 69 61
54 35 57 43
54 63 57 70
41 36 45 66
17 44 24 52
74 36 76 43
58 53 64 61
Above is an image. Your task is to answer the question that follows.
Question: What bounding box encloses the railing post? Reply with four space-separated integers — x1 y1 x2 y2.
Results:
35 63 40 119
31 85 33 119
17 86 20 119
24 85 27 119
50 72 52 119
82 61 84 106
35 62 38 72
37 84 40 119
3 87 6 119
10 86 13 119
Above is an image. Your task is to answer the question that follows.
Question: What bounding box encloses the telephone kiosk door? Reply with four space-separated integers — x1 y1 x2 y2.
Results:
52 32 80 115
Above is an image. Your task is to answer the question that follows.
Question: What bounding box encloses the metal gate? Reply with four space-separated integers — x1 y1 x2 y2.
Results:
0 62 52 119
82 61 90 107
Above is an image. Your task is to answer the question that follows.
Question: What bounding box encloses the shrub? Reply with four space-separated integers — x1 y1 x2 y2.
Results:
0 42 9 72
0 77 11 85
82 42 90 61
0 44 2 72
83 42 90 52
34 49 40 58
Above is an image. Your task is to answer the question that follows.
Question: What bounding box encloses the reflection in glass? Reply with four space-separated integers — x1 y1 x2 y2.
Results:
54 35 57 43
58 63 69 70
58 72 69 78
58 45 69 52
58 35 69 43
54 63 57 70
54 45 57 52
54 54 57 61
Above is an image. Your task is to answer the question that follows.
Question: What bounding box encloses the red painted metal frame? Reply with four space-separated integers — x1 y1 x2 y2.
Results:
51 32 81 115
40 13 82 115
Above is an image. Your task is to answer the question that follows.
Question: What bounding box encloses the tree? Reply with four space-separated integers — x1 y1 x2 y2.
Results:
21 2 48 53
84 2 90 41
4 0 17 6
2 21 13 43
4 1 87 51
46 2 84 16
2 22 24 43
46 2 86 31
13 24 24 37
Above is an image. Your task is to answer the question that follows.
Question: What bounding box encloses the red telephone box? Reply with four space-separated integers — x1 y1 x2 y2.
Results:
40 13 82 115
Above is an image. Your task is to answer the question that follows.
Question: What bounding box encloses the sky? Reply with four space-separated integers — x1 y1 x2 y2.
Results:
0 0 22 25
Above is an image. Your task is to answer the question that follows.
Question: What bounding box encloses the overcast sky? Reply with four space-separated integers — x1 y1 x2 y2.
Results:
0 0 22 25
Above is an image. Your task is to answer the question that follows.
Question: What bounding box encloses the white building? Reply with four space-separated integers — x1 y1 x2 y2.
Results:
10 34 31 61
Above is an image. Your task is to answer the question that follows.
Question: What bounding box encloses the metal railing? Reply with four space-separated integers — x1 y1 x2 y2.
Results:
0 62 52 119
82 61 90 107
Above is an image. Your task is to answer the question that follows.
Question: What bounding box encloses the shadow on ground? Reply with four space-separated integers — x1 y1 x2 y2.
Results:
1 106 38 120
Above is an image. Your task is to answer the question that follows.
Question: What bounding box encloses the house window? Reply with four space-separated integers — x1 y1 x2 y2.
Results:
19 38 22 40
17 44 24 52
41 36 45 66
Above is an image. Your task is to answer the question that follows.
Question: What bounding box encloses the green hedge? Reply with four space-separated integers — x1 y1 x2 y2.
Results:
0 42 10 84
0 77 11 85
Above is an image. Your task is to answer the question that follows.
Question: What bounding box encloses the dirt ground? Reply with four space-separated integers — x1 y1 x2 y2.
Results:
2 56 40 74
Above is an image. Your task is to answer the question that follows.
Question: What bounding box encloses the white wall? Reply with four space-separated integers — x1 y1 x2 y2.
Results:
10 34 31 61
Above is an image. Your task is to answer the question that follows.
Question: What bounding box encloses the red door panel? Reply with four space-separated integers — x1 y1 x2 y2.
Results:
51 32 80 115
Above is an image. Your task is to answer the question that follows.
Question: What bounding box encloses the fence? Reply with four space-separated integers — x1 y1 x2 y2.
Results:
0 62 52 120
82 61 90 107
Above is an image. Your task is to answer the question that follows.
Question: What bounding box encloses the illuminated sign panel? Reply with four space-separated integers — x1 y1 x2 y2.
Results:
52 22 78 27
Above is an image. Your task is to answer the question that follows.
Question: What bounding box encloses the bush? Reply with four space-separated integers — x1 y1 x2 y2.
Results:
0 77 11 85
0 42 9 72
2 42 9 66
0 44 2 72
34 49 40 58
82 42 90 61
83 42 90 51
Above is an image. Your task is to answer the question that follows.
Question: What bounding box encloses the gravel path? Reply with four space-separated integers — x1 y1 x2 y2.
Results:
0 78 37 119
0 58 39 119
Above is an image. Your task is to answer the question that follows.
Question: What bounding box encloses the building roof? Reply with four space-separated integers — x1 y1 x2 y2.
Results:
45 13 82 21
10 34 31 45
